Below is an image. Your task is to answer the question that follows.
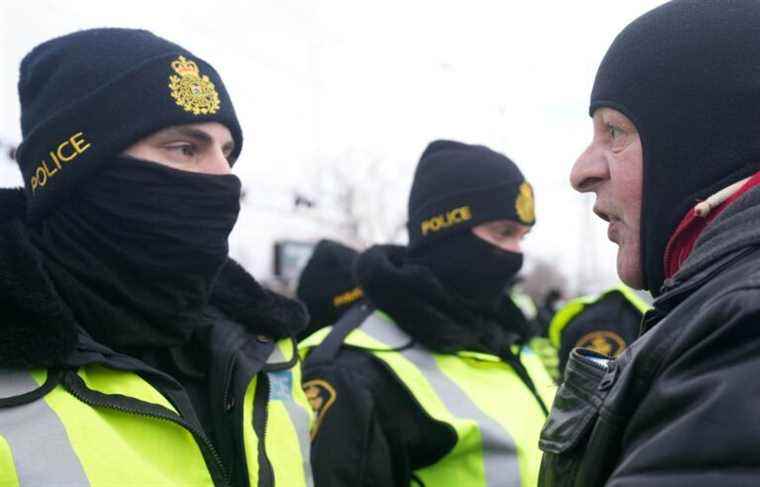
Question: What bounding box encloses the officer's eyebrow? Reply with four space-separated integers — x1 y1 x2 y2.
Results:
163 126 236 155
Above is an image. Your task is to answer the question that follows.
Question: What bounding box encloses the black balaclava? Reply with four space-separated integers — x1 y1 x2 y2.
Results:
30 156 241 349
420 232 523 308
407 140 534 308
296 239 361 339
590 0 760 294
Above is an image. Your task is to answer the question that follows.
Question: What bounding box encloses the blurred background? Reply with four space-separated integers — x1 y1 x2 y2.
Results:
0 0 666 301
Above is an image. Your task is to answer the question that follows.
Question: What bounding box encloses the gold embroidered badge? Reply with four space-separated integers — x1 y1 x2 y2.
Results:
515 181 535 224
575 331 627 357
168 55 220 115
303 379 337 440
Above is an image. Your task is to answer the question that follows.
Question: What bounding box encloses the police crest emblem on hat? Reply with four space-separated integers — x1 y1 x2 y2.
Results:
169 55 220 115
516 181 535 224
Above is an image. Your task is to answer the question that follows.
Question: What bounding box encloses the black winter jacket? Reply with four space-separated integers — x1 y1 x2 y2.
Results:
539 186 760 486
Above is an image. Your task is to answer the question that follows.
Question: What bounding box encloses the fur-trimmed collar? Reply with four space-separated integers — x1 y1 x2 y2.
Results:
210 259 308 341
355 244 531 355
0 188 307 368
0 189 79 368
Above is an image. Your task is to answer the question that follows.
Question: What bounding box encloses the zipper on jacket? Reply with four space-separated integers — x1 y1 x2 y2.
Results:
252 373 275 487
61 370 231 487
598 361 618 391
575 353 609 372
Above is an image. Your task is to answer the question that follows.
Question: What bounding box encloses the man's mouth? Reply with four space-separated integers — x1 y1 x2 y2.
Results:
593 205 612 222
594 206 624 243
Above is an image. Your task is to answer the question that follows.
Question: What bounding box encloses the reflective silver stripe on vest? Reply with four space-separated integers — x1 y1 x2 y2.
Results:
267 346 314 487
0 370 89 486
361 313 522 487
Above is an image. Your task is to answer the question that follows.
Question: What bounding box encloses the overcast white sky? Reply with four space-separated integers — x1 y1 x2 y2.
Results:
0 1 668 294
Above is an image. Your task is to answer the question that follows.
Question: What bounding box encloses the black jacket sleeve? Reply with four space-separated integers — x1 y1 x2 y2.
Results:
304 348 455 487
305 349 409 487
606 289 760 486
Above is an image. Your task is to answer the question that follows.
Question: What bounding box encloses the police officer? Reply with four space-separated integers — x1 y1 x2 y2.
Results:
547 284 649 377
295 239 362 341
540 1 760 485
0 29 312 486
301 140 555 486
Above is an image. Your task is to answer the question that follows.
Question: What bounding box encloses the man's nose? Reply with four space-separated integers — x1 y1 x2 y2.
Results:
203 148 232 175
570 144 607 193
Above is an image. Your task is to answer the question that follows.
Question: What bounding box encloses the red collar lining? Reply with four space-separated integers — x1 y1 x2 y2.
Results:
663 170 760 279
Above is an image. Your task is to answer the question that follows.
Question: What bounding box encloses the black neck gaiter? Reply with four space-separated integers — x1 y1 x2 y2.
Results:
414 232 524 309
30 156 241 351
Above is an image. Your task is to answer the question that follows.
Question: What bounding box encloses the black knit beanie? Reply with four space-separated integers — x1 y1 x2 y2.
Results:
407 140 534 253
296 239 361 334
16 28 243 222
590 0 760 293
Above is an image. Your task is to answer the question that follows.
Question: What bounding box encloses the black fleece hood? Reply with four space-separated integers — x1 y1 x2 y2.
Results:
590 0 760 293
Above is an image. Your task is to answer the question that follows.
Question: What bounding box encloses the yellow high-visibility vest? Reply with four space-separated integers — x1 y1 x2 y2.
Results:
0 339 312 487
301 311 556 487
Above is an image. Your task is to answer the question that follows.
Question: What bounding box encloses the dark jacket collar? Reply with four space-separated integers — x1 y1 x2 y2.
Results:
656 185 760 311
0 188 307 369
210 259 308 342
355 244 531 355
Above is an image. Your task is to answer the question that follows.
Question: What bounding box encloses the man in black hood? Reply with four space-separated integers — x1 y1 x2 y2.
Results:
0 28 313 486
301 140 555 486
539 1 760 485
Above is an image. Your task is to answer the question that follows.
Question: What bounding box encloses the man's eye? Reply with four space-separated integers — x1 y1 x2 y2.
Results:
607 124 623 139
166 144 197 157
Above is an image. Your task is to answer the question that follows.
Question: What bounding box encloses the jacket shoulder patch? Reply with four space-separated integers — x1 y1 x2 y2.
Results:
575 330 626 357
303 379 336 440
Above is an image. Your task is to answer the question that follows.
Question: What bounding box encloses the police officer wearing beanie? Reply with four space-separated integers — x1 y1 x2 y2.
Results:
300 140 556 487
296 239 362 341
539 1 760 485
0 29 313 486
